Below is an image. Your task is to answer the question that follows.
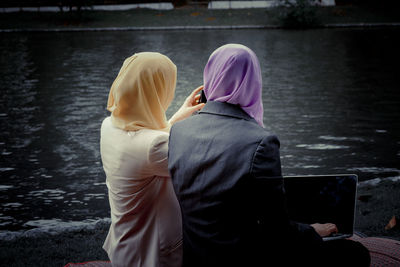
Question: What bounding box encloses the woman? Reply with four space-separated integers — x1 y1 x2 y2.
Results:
100 52 204 267
168 44 370 266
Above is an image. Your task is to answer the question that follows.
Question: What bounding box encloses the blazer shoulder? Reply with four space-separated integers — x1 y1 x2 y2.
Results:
241 121 280 147
250 134 282 178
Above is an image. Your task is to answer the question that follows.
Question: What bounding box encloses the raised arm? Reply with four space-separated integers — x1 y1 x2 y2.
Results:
168 86 205 126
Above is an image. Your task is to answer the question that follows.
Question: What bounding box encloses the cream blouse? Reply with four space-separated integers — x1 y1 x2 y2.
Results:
101 117 182 267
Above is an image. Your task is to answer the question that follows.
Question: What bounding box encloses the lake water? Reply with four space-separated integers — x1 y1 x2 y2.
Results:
0 28 399 232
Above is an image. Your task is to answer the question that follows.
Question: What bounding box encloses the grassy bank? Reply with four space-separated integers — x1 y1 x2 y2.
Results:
0 179 399 266
1 4 400 30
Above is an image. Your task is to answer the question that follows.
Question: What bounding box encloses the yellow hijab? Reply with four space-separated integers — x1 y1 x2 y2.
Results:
107 52 176 131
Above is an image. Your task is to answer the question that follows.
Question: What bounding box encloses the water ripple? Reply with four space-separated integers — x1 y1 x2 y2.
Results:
296 144 350 150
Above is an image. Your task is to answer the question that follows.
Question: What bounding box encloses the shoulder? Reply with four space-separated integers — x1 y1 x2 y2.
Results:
227 117 279 148
101 120 169 153
250 133 282 178
121 129 169 155
139 129 169 161
101 116 113 133
140 129 169 145
102 116 111 125
256 134 281 150
170 114 198 131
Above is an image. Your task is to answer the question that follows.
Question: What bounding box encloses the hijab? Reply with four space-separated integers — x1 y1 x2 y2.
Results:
107 52 176 131
203 44 264 127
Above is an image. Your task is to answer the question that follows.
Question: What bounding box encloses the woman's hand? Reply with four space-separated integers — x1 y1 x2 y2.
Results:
311 223 338 237
168 85 206 125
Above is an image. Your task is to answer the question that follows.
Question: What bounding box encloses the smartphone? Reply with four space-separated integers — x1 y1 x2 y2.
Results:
199 90 207 104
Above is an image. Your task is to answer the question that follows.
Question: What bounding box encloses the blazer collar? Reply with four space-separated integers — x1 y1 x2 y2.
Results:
198 101 258 124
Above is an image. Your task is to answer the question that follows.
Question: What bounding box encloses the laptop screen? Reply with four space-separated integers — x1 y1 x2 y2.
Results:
283 174 358 237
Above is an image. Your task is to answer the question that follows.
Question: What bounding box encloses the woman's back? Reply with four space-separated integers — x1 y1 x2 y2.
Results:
100 51 204 267
101 116 182 267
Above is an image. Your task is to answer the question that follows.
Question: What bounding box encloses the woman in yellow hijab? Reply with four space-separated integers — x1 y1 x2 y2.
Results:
100 52 204 267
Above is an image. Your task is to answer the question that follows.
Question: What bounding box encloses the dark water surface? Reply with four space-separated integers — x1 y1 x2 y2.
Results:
0 29 399 231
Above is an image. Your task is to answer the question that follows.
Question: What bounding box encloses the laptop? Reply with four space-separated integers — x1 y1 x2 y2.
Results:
283 174 358 241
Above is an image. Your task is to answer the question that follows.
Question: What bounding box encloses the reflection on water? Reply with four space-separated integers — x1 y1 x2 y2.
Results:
0 29 399 231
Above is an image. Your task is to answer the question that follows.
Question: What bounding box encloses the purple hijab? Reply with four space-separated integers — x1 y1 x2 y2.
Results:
203 44 264 127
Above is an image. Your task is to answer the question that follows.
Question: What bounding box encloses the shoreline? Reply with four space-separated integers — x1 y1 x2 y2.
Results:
1 4 400 31
0 177 398 240
1 177 398 241
2 22 400 33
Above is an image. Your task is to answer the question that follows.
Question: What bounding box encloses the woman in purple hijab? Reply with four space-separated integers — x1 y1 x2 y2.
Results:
168 44 370 267
203 44 264 126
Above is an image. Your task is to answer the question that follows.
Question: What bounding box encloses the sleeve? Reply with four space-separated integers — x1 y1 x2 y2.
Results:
250 135 322 244
148 132 170 177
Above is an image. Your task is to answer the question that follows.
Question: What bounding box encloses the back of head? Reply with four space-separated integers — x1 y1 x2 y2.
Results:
107 52 177 131
203 44 264 127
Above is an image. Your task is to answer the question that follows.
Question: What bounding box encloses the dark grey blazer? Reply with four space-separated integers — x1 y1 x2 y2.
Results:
168 101 322 267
